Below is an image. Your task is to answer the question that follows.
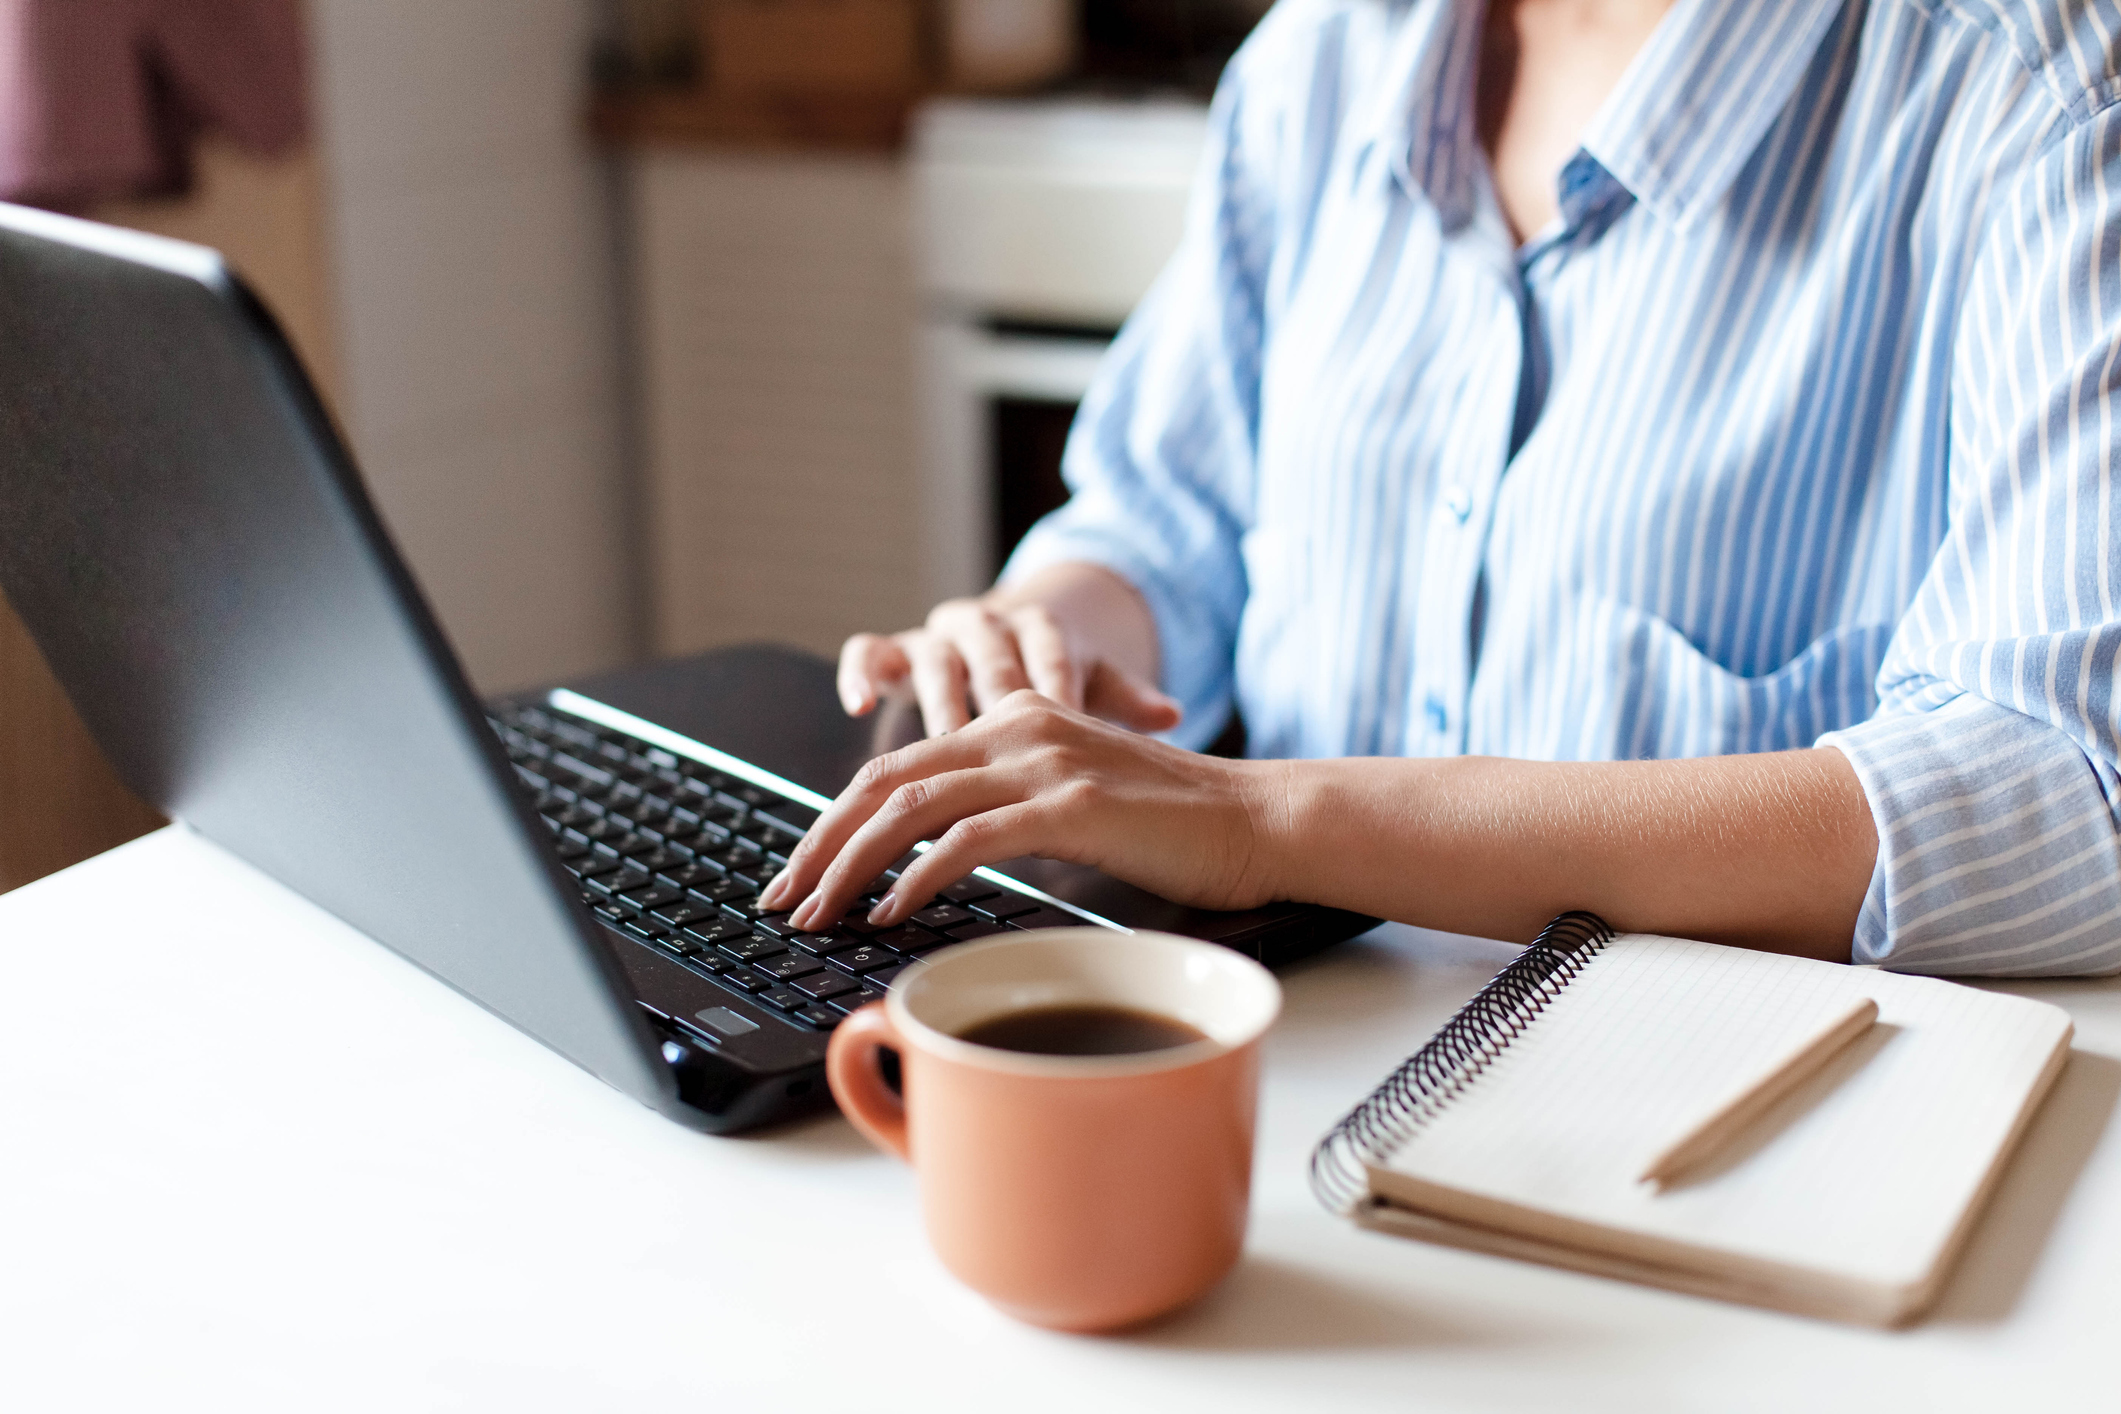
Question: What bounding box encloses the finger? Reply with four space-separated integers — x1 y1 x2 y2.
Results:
1083 660 1183 733
907 632 975 736
1006 605 1081 711
935 606 1032 715
786 767 1022 931
837 632 911 716
758 734 988 910
869 801 1055 927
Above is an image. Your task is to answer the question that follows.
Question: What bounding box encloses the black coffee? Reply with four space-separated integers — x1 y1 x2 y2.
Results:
956 1005 1209 1057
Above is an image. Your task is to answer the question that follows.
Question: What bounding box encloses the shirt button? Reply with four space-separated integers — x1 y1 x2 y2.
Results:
1443 485 1472 522
1424 695 1449 733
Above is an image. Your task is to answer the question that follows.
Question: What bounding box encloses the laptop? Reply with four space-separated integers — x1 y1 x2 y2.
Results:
0 203 1376 1133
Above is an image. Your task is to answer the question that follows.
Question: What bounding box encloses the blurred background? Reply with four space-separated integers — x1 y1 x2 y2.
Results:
0 0 1270 890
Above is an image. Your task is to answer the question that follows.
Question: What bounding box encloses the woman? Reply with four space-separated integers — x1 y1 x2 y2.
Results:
761 0 2121 974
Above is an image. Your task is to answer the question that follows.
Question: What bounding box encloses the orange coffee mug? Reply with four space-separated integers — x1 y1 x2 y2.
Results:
827 928 1281 1332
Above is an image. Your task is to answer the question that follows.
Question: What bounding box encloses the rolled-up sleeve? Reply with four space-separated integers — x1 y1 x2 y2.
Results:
1818 105 2121 976
999 25 1283 749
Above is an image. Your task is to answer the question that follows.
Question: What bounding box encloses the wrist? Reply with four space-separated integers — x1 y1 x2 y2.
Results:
1233 757 1307 906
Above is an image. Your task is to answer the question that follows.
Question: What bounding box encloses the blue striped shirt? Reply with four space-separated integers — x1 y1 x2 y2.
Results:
1003 0 2121 975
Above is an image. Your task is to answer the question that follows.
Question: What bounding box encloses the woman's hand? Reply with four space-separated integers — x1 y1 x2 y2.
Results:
758 690 1290 931
836 564 1181 738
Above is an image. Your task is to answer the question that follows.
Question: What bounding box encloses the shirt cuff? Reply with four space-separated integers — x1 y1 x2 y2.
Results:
1818 693 2121 976
1000 522 1235 752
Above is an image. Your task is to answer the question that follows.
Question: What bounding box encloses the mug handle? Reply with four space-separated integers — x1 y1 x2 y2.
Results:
826 1002 910 1160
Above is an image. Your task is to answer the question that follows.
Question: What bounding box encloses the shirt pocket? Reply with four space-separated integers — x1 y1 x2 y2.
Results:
1571 600 1895 759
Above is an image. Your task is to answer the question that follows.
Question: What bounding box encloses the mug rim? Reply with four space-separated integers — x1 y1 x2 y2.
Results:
883 928 1282 1079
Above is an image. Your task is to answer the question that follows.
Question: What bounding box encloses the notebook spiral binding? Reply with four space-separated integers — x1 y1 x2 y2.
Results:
1309 910 1615 1213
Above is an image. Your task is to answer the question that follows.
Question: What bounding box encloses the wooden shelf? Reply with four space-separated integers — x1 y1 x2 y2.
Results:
588 88 929 153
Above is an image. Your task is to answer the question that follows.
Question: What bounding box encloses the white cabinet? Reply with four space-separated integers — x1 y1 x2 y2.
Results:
626 150 928 658
624 100 1205 657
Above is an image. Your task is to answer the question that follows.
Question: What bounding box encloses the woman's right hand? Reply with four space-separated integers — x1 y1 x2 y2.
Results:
835 565 1182 738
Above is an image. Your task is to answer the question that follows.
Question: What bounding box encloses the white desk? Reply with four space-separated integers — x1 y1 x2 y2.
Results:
3 827 2116 1411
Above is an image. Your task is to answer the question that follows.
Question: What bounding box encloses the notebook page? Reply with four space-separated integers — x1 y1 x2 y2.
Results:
1373 935 2071 1289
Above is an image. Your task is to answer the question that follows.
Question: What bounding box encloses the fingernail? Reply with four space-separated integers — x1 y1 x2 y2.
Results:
760 870 790 905
866 893 896 925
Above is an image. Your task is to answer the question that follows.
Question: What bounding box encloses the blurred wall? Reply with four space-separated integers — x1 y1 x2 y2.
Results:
309 0 638 693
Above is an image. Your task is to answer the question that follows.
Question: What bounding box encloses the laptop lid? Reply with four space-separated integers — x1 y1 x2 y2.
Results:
0 204 672 1110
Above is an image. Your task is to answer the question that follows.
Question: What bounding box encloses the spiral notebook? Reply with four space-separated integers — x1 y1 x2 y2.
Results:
1312 915 2074 1326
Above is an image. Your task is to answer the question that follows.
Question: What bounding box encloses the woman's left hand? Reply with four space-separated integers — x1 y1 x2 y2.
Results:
757 690 1291 933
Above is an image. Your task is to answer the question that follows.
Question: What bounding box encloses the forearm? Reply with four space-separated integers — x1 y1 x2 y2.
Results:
985 561 1161 694
1257 748 1877 959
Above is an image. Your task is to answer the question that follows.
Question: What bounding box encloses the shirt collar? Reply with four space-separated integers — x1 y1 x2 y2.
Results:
1356 0 1486 228
1579 0 1848 231
1361 0 1848 235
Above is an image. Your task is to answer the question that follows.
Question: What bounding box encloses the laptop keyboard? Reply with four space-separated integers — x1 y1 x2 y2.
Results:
488 703 1088 1037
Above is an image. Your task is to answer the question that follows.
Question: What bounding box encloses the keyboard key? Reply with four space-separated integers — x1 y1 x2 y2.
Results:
717 934 788 964
573 855 625 881
793 1004 843 1029
829 985 886 1014
866 963 907 989
619 883 685 912
829 944 897 975
941 878 1001 905
746 911 802 938
587 868 652 897
720 899 783 930
654 930 700 955
650 899 722 930
548 751 613 790
741 824 802 857
909 903 977 933
949 922 1013 942
900 935 961 959
685 878 753 906
552 835 591 862
682 918 752 949
755 952 826 981
759 985 808 1012
675 823 733 852
692 800 743 828
621 918 671 943
791 970 860 1001
657 862 720 891
706 839 765 864
868 925 932 955
753 801 820 833
590 900 631 925
833 909 885 935
620 802 673 832
630 847 690 875
970 895 1041 922
716 968 767 994
786 932 847 956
